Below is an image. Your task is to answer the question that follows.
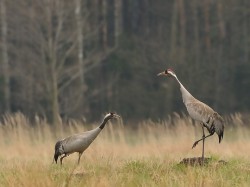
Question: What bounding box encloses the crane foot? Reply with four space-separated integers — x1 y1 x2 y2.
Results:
192 141 199 148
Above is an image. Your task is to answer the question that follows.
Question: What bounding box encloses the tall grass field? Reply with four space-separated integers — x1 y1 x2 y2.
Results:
0 113 250 187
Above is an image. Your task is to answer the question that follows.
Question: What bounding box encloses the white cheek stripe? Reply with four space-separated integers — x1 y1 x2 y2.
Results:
104 113 111 118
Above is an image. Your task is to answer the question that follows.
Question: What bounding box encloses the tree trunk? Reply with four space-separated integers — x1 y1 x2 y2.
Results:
46 0 60 126
51 64 60 126
203 0 211 53
177 0 186 62
101 0 108 51
114 0 122 47
217 1 225 40
214 0 226 110
0 0 10 112
170 0 178 61
75 0 87 108
192 0 200 71
243 0 249 64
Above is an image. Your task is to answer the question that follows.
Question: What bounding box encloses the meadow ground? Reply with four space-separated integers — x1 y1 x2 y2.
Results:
0 113 250 187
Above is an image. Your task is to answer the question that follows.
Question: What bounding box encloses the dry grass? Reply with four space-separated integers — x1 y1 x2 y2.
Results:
0 112 250 187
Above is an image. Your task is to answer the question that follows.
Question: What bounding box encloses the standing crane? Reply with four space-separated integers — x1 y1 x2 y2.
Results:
157 68 224 164
53 112 120 165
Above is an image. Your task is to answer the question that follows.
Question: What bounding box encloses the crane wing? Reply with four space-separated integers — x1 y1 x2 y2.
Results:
61 127 102 153
186 100 214 122
186 101 224 143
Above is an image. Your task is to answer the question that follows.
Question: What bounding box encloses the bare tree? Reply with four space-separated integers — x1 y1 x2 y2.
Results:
7 0 78 125
42 0 70 126
7 0 116 123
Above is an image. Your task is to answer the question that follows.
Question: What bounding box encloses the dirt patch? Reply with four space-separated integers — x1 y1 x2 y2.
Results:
72 172 87 178
180 157 227 166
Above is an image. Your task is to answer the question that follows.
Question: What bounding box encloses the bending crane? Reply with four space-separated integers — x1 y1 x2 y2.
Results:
53 112 120 165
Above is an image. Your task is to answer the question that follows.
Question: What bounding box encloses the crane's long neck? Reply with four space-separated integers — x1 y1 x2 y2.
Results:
174 75 195 104
99 119 109 129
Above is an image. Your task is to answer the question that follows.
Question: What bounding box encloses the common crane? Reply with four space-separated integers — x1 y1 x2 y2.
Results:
53 112 120 165
158 68 224 164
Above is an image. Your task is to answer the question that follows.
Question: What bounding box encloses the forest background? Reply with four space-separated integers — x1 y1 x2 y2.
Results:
0 0 249 125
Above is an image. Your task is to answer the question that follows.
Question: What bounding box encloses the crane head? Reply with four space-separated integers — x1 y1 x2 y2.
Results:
104 112 121 121
54 140 63 164
157 68 176 77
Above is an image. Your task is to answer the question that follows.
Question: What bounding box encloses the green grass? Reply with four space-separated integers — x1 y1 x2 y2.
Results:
1 157 250 187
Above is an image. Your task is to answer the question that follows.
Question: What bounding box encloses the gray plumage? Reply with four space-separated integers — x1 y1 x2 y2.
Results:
158 68 224 163
53 112 120 165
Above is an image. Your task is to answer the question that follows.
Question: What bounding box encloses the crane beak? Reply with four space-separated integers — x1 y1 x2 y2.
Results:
157 72 166 76
113 114 121 119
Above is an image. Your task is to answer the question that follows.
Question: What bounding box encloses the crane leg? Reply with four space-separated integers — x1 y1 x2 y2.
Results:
202 125 205 166
192 132 214 149
60 154 67 165
203 123 210 132
77 152 83 165
192 124 215 166
192 133 213 149
192 126 214 166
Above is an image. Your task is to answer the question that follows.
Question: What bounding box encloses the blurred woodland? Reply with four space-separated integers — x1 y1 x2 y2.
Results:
0 0 249 124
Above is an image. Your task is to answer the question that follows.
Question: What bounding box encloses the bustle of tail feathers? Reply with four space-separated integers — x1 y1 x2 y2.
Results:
54 140 63 164
212 112 224 144
218 130 223 143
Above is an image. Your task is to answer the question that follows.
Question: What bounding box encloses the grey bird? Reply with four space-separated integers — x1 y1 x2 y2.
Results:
158 68 224 164
53 112 120 165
